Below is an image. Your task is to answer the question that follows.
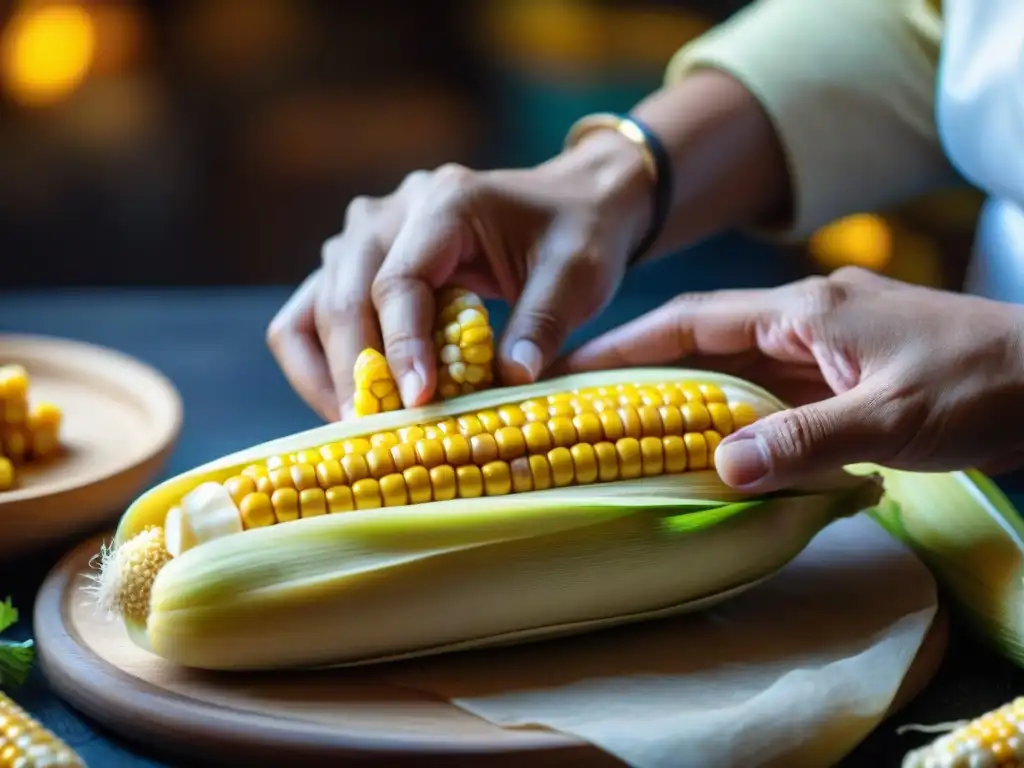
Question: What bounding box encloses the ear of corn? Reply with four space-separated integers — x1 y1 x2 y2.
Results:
901 698 1024 767
0 598 86 768
847 463 1024 667
89 363 883 671
0 364 64 491
0 692 86 768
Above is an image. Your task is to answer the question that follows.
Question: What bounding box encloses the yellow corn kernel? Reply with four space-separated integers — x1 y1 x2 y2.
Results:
350 478 380 509
326 485 355 513
456 465 483 498
380 474 409 507
429 465 457 501
730 402 759 431
663 435 687 473
352 348 400 417
548 447 574 487
599 410 624 442
684 432 708 470
240 492 275 529
529 453 553 490
299 488 327 517
640 436 664 476
570 443 598 485
0 691 86 768
404 465 432 504
0 365 29 401
482 460 512 496
271 488 300 522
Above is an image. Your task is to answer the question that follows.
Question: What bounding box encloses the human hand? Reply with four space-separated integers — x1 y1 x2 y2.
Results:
559 267 1024 492
266 132 652 422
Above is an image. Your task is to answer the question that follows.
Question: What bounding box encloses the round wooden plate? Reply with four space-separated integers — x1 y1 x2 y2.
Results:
35 533 950 768
0 334 182 559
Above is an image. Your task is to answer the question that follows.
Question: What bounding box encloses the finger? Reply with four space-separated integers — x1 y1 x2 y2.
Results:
715 383 898 492
372 204 470 407
266 269 339 421
560 288 778 372
317 232 388 417
498 250 610 386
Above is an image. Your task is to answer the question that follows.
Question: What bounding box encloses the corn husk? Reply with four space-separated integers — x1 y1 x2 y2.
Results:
850 463 1024 666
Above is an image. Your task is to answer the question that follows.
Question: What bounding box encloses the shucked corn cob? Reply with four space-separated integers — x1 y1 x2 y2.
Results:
0 365 64 492
89 285 883 670
0 692 85 768
352 288 495 417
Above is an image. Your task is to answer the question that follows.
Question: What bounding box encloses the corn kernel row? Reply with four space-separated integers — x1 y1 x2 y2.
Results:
337 380 746 457
433 288 494 400
234 431 722 528
0 365 64 492
182 382 761 531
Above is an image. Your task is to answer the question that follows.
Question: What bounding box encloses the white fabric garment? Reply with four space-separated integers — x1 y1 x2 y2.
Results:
939 1 1024 302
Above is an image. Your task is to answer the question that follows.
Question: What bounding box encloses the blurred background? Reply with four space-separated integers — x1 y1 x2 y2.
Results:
0 0 983 291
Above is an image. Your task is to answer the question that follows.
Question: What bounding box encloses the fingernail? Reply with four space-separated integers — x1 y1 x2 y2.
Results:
339 398 355 422
400 369 423 406
510 340 543 381
716 435 770 487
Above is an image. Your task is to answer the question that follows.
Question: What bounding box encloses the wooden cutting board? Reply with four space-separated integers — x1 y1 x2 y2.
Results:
34 533 949 767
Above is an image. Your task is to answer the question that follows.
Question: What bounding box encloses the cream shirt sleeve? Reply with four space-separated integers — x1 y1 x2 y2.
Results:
666 0 958 240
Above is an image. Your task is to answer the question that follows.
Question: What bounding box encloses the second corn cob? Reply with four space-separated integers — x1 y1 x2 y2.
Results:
0 692 85 768
902 697 1024 767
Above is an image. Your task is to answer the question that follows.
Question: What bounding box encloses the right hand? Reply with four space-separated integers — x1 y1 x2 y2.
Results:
267 131 653 422
559 267 1024 491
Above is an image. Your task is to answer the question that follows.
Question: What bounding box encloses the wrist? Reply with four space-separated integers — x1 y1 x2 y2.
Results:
548 129 655 262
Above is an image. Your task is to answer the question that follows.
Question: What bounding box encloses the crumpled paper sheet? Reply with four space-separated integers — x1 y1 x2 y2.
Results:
384 512 938 768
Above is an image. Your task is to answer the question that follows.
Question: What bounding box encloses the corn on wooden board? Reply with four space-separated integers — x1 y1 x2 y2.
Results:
35 532 949 767
0 335 181 559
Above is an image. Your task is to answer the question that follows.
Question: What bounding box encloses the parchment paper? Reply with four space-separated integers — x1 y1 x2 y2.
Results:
384 512 938 768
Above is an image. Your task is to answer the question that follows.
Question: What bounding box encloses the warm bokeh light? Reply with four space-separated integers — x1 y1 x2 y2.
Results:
0 2 96 107
809 213 895 272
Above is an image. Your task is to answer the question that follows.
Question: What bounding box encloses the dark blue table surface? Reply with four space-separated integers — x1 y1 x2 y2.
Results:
4 254 1024 766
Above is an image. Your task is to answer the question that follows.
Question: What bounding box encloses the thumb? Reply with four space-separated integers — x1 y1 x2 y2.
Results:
715 386 890 492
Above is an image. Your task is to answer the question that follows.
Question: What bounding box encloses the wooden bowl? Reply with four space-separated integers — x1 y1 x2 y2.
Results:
0 334 182 559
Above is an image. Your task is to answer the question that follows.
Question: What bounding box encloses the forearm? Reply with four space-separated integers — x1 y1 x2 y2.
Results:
549 0 953 265
631 70 791 255
541 72 789 265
